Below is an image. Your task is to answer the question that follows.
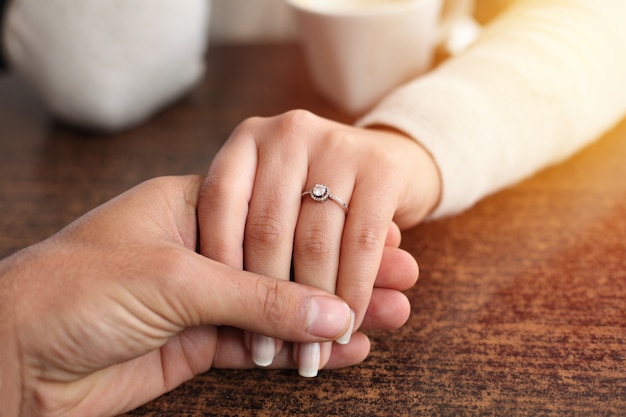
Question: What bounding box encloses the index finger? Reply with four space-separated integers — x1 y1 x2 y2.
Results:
198 121 258 268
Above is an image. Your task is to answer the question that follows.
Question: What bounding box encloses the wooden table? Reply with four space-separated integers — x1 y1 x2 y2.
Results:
1 43 625 416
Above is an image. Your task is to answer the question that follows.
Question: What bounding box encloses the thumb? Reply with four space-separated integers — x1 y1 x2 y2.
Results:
153 250 353 343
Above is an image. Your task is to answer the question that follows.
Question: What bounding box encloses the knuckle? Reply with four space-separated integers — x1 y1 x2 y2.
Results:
245 210 286 247
322 129 358 153
235 115 265 133
257 278 288 327
295 227 332 259
349 225 382 253
316 129 368 170
280 109 317 130
200 175 236 207
273 110 318 144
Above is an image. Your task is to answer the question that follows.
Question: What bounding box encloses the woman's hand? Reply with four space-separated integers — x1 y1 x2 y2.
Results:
198 110 441 375
0 176 363 417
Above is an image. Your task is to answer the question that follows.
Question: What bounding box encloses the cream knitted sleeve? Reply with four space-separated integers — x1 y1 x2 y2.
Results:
358 0 626 219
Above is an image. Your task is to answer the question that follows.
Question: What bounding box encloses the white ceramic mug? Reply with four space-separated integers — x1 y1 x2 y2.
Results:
285 0 480 114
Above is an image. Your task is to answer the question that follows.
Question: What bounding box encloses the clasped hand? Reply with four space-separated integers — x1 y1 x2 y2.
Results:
0 110 440 417
199 110 440 376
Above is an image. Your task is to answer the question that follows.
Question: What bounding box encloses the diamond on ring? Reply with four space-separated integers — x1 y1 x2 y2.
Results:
302 183 349 213
310 184 330 201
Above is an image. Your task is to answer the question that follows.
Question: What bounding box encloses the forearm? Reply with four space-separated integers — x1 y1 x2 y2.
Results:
359 0 626 218
3 0 210 131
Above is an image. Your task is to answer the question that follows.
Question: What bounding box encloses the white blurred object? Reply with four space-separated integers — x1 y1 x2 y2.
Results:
286 0 481 115
4 0 210 131
439 0 481 55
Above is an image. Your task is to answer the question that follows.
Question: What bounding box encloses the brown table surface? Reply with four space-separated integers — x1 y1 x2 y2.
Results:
2 43 626 416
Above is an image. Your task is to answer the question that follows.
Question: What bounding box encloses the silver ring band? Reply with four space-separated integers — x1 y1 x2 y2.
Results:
302 184 349 213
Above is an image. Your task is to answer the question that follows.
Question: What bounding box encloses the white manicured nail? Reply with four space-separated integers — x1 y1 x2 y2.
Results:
336 310 355 345
251 334 275 367
298 342 320 378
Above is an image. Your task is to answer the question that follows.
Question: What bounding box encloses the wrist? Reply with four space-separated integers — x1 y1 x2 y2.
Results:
409 138 442 219
370 126 442 227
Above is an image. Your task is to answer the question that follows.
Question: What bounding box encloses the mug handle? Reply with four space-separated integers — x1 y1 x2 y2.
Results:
438 0 482 56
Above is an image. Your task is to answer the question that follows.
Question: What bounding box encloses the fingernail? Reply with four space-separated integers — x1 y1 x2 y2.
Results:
298 342 321 378
336 310 355 345
307 296 351 338
251 334 275 367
